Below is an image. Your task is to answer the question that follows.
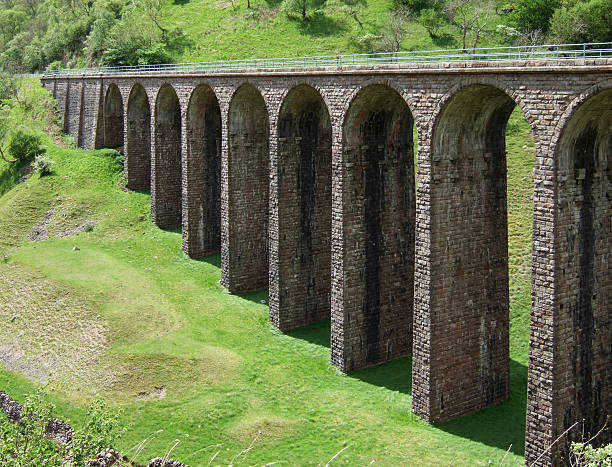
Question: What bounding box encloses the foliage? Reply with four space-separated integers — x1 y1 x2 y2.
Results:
549 0 612 43
7 129 45 163
444 0 494 50
0 390 124 466
0 390 58 466
281 0 326 20
570 441 612 466
32 154 54 176
511 0 560 34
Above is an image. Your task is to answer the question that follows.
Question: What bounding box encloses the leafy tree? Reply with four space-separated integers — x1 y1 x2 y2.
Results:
512 0 560 34
445 0 494 51
549 0 612 43
419 8 445 38
281 0 326 20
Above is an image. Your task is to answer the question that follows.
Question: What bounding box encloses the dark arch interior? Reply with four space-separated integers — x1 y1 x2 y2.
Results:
426 84 516 421
554 88 612 454
154 84 182 228
104 84 124 150
334 84 415 371
184 85 222 258
275 85 332 330
225 85 269 292
126 84 151 191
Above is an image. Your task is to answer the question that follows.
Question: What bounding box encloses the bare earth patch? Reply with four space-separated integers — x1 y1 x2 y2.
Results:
0 263 113 392
26 199 98 242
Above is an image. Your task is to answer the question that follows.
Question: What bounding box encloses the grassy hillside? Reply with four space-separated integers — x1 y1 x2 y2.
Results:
0 77 536 465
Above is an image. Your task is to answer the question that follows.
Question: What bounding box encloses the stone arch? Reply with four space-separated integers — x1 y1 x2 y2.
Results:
331 84 416 372
103 83 124 150
525 87 612 465
223 83 269 293
271 84 332 330
125 83 151 191
183 84 222 258
412 83 518 423
152 83 182 228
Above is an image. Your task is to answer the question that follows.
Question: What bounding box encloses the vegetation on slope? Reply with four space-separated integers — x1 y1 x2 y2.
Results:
2 0 612 72
0 79 537 466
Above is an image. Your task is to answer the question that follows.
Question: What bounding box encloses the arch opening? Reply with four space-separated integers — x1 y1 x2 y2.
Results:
332 84 416 372
153 84 182 228
126 84 151 191
103 84 124 150
273 84 332 330
417 84 520 422
184 85 222 258
224 84 269 292
547 88 612 460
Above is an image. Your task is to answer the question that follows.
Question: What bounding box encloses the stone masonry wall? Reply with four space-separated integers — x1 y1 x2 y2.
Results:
125 83 151 190
41 61 612 467
272 84 332 330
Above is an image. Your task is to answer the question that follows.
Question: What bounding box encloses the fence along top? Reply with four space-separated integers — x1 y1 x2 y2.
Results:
39 42 612 76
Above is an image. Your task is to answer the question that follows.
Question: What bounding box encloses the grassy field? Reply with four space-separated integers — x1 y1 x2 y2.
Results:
0 89 535 465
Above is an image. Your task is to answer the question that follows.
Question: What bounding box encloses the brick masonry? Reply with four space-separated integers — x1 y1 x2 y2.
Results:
41 60 612 466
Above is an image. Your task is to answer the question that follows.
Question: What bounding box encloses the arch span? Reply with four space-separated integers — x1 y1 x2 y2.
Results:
525 87 612 466
222 84 269 293
271 84 332 330
153 84 182 228
331 84 416 372
125 84 151 191
103 84 124 150
412 84 517 422
183 84 222 258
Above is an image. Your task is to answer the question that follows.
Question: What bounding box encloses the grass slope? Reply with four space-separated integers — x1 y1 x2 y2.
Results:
0 104 535 465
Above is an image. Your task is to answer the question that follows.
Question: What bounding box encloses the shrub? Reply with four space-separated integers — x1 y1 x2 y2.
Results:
8 129 45 162
32 154 54 176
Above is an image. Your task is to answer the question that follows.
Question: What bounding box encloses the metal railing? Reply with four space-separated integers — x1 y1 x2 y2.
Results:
40 42 612 76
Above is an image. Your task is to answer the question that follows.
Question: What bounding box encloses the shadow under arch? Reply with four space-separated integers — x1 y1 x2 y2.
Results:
125 83 151 191
222 83 269 293
331 83 416 373
153 83 182 229
183 84 222 259
270 83 332 331
413 83 524 424
102 83 124 150
523 86 612 465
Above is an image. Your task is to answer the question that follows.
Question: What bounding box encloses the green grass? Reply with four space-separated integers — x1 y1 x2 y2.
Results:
0 105 535 465
162 0 441 62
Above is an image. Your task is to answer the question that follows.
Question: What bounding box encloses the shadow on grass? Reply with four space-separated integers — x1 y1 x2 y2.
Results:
159 226 182 234
173 0 190 4
131 189 151 195
437 358 528 455
351 356 413 394
291 11 347 37
288 318 331 348
194 253 269 304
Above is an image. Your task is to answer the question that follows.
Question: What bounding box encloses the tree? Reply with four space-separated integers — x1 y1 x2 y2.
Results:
445 0 494 51
374 8 411 52
419 8 445 38
549 0 612 43
281 0 325 20
513 0 560 34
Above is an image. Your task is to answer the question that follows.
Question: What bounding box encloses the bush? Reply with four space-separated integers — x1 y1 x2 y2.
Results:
0 390 124 466
32 154 54 176
8 129 45 162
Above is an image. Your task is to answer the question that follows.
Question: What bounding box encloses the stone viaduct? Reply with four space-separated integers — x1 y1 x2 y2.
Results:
40 58 612 466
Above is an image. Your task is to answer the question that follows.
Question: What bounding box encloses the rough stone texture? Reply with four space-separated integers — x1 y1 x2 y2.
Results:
40 61 612 467
153 84 182 228
125 83 151 190
222 84 269 293
183 84 221 258
331 84 415 371
271 84 332 330
103 84 124 150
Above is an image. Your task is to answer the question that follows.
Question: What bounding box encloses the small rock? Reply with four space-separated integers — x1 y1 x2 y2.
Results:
10 316 16 322
260 300 267 305
72 246 80 251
